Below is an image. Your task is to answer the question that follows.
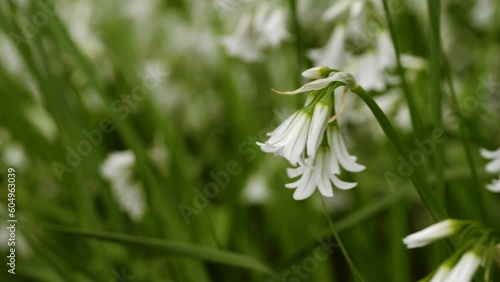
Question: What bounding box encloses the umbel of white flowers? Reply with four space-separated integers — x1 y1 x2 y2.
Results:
403 219 499 282
257 67 365 200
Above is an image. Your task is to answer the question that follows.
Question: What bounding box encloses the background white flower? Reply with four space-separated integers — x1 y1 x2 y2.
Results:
480 147 500 192
100 151 146 221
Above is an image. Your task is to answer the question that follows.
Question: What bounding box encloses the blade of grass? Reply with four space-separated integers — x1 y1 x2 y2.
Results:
37 223 280 280
381 0 423 136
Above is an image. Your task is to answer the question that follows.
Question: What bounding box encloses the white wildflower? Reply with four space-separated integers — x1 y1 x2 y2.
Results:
242 173 270 205
258 91 334 165
402 219 461 249
100 151 146 221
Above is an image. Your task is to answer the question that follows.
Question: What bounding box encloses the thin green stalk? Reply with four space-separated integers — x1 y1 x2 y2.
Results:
320 196 365 282
37 223 280 280
381 0 422 136
426 0 446 198
352 85 447 221
288 0 306 79
442 55 489 225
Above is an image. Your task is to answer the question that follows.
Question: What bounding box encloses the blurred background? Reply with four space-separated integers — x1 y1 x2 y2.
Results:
0 0 499 281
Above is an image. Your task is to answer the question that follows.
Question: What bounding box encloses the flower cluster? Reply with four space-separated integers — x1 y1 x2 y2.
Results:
480 147 500 192
403 219 498 282
257 67 365 200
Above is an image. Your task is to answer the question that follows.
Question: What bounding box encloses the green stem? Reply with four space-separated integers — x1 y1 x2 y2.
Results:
442 55 489 225
320 197 365 282
288 0 306 84
426 0 446 198
381 0 422 136
352 85 447 221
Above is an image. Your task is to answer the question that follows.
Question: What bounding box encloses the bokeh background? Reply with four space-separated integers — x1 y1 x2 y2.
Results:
0 0 499 281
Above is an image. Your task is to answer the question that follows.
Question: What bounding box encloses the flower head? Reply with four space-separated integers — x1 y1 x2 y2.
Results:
258 69 363 200
402 219 461 249
258 92 333 165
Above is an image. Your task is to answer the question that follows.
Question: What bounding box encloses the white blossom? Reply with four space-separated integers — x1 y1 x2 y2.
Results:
100 151 146 221
221 1 289 62
258 93 334 165
402 219 460 249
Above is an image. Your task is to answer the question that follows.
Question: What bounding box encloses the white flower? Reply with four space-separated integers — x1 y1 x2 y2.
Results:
443 251 482 282
308 26 348 70
257 111 311 165
258 93 333 165
429 264 451 282
254 3 290 47
241 173 270 205
221 1 288 62
222 15 262 62
100 151 146 221
480 147 500 192
402 219 460 249
285 126 365 200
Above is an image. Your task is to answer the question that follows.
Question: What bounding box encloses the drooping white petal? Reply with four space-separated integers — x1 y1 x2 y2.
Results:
266 113 297 142
293 166 318 200
485 158 500 174
486 179 500 193
480 147 500 159
331 127 366 172
307 102 330 157
402 219 460 249
285 117 311 165
318 151 334 197
287 166 304 179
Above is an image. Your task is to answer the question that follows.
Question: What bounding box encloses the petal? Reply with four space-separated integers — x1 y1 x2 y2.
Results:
480 147 500 159
486 178 500 192
268 113 303 147
284 117 311 165
286 166 312 189
287 166 304 178
485 158 500 174
318 150 334 197
307 103 329 157
330 174 357 190
293 166 318 200
333 128 366 172
266 113 297 143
